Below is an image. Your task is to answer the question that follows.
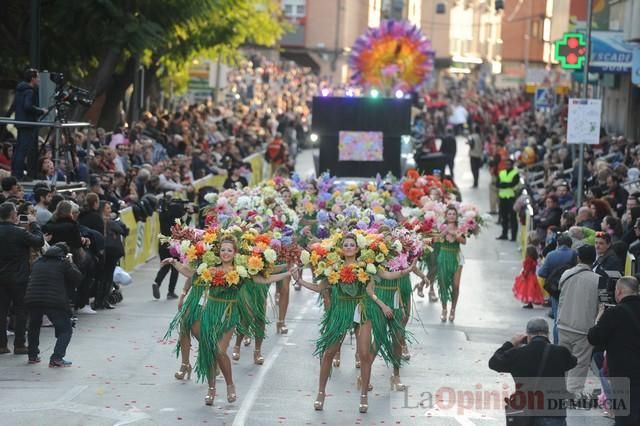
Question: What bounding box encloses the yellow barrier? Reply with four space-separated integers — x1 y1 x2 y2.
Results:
119 152 268 272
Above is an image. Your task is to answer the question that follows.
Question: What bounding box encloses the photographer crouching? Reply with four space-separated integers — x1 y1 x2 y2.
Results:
489 318 577 425
24 242 81 366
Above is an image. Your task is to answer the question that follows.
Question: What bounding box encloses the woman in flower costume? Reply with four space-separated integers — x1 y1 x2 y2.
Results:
436 205 466 322
165 235 293 406
294 232 398 413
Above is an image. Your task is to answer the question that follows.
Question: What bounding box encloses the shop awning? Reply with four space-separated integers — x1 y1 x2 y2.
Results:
589 31 637 73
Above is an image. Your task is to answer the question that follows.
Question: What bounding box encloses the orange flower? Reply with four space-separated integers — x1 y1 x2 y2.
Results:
255 234 271 246
195 241 206 256
406 169 420 180
212 268 226 286
247 255 264 271
339 265 357 284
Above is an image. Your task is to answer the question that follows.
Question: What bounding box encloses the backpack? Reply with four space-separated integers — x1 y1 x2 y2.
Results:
543 255 577 298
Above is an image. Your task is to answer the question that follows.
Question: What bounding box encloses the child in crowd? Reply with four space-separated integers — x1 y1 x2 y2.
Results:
512 245 545 308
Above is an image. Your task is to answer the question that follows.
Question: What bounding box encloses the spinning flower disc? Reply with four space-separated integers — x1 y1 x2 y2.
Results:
349 20 434 93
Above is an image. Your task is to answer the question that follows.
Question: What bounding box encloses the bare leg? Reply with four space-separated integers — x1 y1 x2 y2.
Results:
216 328 235 386
232 333 243 360
277 277 290 333
357 320 374 412
318 340 343 392
449 267 462 322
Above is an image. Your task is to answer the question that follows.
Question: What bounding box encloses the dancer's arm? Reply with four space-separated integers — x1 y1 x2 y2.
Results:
273 263 288 273
377 258 417 280
161 258 194 278
367 280 393 319
253 269 294 285
411 265 429 284
293 269 326 293
178 276 192 310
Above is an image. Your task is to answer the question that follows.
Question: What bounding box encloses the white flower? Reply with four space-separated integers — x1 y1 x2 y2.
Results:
264 248 277 264
300 250 310 265
366 263 377 274
196 263 208 274
204 193 217 204
392 240 403 253
180 241 191 253
356 234 368 249
236 265 249 278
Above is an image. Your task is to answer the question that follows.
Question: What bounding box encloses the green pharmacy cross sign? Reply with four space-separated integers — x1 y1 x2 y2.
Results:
554 32 587 70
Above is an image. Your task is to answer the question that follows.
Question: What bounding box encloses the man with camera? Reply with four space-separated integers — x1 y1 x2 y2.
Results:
556 245 603 399
24 242 81 366
588 276 640 425
12 68 46 180
0 201 44 354
489 318 577 425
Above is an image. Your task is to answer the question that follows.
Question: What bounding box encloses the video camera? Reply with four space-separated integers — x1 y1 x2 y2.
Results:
50 72 94 110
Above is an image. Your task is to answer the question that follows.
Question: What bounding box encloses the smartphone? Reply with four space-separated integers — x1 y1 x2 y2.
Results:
18 214 29 223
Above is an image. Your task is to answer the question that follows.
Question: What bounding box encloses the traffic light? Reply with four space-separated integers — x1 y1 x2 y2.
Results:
554 32 587 70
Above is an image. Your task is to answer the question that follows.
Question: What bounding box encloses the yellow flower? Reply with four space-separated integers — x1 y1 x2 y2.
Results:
203 231 217 244
310 251 320 266
379 242 389 256
200 268 212 283
226 270 240 285
357 269 369 283
186 245 198 262
247 255 264 271
328 270 340 285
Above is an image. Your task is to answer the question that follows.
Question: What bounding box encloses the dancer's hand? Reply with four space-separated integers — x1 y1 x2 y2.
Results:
178 294 185 310
161 258 176 266
381 304 394 319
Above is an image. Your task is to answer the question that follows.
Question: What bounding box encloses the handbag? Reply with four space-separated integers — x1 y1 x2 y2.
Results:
505 344 551 425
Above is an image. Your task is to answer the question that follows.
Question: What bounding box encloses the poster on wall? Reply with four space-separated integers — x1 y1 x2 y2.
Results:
338 131 384 161
567 98 602 145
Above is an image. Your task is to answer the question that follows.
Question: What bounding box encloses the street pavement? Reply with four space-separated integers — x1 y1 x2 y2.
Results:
0 141 614 425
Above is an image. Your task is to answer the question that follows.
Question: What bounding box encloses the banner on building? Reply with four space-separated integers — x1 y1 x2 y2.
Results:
567 98 602 145
590 31 635 73
633 48 640 86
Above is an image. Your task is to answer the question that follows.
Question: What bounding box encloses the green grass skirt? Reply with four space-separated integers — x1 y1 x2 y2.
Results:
373 277 414 368
314 284 395 366
237 280 269 340
436 242 460 304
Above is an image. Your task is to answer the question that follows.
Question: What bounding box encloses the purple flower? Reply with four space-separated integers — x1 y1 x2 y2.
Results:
356 220 369 230
317 227 329 238
317 210 330 224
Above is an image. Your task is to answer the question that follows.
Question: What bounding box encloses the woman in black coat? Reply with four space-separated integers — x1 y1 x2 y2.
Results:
99 201 128 309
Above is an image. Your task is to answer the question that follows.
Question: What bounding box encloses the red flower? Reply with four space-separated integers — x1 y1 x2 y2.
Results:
339 265 357 284
195 241 206 256
212 268 226 286
406 169 420 180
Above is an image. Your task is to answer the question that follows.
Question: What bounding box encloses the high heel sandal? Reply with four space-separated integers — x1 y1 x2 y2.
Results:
401 344 411 361
204 387 216 406
429 288 438 302
449 308 456 323
359 394 368 413
227 384 237 403
232 345 241 361
276 321 288 334
253 350 264 365
440 308 447 323
390 375 407 391
332 353 341 368
174 362 192 380
243 336 251 347
357 376 374 391
413 283 425 298
314 391 325 411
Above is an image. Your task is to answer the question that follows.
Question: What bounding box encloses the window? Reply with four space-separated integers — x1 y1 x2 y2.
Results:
284 4 292 15
296 4 305 15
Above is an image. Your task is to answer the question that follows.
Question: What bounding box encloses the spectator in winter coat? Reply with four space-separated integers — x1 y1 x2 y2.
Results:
24 242 82 367
0 201 44 354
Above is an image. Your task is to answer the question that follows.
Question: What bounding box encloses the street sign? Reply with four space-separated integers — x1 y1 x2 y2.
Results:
633 48 640 86
567 98 602 145
554 32 587 70
534 88 551 109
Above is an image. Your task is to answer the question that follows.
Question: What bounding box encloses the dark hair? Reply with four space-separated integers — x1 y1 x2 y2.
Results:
556 235 573 248
603 216 623 237
0 201 16 220
23 68 38 82
525 245 538 260
17 201 32 215
561 211 576 228
577 245 596 265
589 199 613 219
445 205 459 223
1 142 12 158
595 231 612 244
612 240 628 260
1 176 18 192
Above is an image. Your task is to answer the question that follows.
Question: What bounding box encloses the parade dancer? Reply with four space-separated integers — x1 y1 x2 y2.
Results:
165 236 293 406
294 233 395 413
437 205 466 322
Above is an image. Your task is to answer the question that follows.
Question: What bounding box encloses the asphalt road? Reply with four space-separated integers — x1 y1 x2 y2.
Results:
0 142 614 425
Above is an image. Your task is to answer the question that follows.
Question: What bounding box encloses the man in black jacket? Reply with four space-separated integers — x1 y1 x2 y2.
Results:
588 276 640 425
0 201 44 354
489 318 577 424
12 68 46 179
24 242 81 367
